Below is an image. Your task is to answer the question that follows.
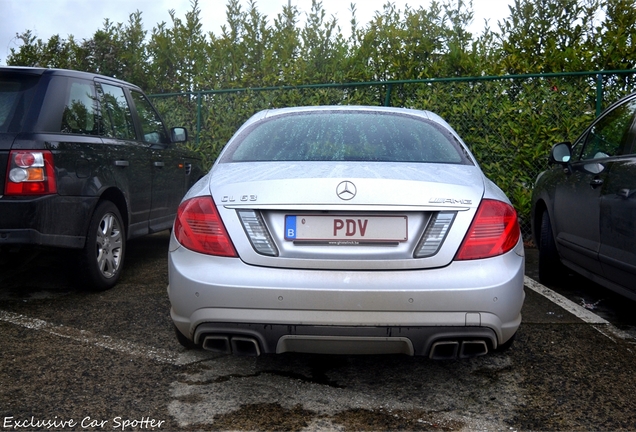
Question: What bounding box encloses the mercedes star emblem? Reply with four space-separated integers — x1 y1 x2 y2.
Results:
336 181 357 200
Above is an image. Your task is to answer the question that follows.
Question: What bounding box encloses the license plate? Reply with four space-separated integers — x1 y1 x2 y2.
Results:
285 215 407 243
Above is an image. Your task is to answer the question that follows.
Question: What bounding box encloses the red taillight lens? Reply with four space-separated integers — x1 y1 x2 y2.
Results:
14 152 36 167
455 199 520 260
174 196 238 257
5 150 57 196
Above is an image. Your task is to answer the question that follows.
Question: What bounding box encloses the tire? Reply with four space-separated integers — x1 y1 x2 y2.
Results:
174 324 198 349
78 201 125 291
538 211 563 284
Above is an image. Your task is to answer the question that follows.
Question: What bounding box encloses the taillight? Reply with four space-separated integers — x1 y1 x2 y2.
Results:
455 199 520 260
174 196 238 257
5 150 57 195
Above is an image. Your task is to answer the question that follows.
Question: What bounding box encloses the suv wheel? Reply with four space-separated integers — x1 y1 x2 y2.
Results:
79 201 125 291
538 211 563 284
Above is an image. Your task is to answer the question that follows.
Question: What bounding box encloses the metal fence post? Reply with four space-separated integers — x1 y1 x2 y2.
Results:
596 73 603 117
384 83 393 107
196 92 202 147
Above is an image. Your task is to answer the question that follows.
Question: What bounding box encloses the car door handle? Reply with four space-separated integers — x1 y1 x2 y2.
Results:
153 161 165 167
590 178 603 187
114 160 129 167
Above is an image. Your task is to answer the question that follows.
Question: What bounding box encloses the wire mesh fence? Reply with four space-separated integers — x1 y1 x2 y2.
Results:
150 71 636 240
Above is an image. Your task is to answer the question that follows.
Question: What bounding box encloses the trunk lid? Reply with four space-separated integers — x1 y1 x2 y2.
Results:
210 162 483 206
210 162 485 270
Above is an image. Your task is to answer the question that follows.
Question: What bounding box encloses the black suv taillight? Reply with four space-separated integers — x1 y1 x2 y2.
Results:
5 150 57 196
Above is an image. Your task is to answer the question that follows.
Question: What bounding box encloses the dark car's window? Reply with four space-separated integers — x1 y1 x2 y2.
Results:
577 98 636 160
61 79 98 135
222 111 469 164
99 83 136 140
0 73 39 133
131 91 169 144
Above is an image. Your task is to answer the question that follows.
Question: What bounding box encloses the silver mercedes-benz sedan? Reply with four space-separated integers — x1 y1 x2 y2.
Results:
168 106 525 359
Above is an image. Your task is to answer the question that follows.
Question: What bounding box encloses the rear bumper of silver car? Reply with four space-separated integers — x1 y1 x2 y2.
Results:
190 322 505 358
168 236 525 357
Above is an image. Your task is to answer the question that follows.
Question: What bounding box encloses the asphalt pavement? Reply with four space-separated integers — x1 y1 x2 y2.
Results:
1 232 635 431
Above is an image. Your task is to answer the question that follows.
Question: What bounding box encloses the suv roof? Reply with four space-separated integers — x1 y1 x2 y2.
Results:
0 66 142 89
0 67 147 137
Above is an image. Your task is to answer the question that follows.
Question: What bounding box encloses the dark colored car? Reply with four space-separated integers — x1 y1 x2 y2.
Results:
0 67 202 290
531 92 636 299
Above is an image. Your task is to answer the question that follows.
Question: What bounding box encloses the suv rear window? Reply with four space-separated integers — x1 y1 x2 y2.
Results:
61 80 99 135
221 111 470 164
0 73 39 133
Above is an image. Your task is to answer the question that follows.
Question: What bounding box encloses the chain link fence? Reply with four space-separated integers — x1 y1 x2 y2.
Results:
150 71 636 240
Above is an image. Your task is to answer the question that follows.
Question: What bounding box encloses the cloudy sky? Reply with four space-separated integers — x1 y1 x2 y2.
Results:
1 0 514 65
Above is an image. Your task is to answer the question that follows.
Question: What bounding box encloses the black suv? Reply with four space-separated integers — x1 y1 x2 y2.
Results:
0 67 202 290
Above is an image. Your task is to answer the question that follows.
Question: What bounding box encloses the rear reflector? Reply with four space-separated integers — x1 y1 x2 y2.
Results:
414 211 456 258
174 197 238 257
455 199 520 260
237 210 278 256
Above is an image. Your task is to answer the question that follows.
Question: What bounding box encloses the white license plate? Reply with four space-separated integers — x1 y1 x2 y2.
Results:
285 215 407 242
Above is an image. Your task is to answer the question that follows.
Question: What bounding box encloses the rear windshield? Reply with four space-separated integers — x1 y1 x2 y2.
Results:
221 111 471 164
0 73 39 133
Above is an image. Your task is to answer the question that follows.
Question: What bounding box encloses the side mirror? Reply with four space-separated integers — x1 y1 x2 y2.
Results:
171 127 188 143
549 142 572 165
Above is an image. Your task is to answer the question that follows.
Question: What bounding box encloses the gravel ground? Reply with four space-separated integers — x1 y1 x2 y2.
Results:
1 232 635 431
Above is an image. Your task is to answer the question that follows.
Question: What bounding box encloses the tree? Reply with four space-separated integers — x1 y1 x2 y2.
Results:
594 0 636 96
148 0 208 93
497 0 599 74
6 31 84 69
83 12 150 88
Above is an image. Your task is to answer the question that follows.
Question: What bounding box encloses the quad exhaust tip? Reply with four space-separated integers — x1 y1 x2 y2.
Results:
429 340 488 360
202 335 261 356
201 334 488 359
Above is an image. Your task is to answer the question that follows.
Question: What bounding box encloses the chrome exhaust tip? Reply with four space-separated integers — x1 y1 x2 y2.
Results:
429 341 460 360
202 335 231 354
231 337 261 357
459 340 488 358
429 340 489 360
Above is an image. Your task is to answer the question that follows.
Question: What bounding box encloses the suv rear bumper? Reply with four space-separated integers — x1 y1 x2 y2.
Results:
0 195 97 248
0 228 85 248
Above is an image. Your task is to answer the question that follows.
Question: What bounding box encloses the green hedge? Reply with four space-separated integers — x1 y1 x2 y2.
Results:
151 72 636 238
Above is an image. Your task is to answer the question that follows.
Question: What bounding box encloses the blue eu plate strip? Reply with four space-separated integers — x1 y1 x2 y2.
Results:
285 215 297 240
